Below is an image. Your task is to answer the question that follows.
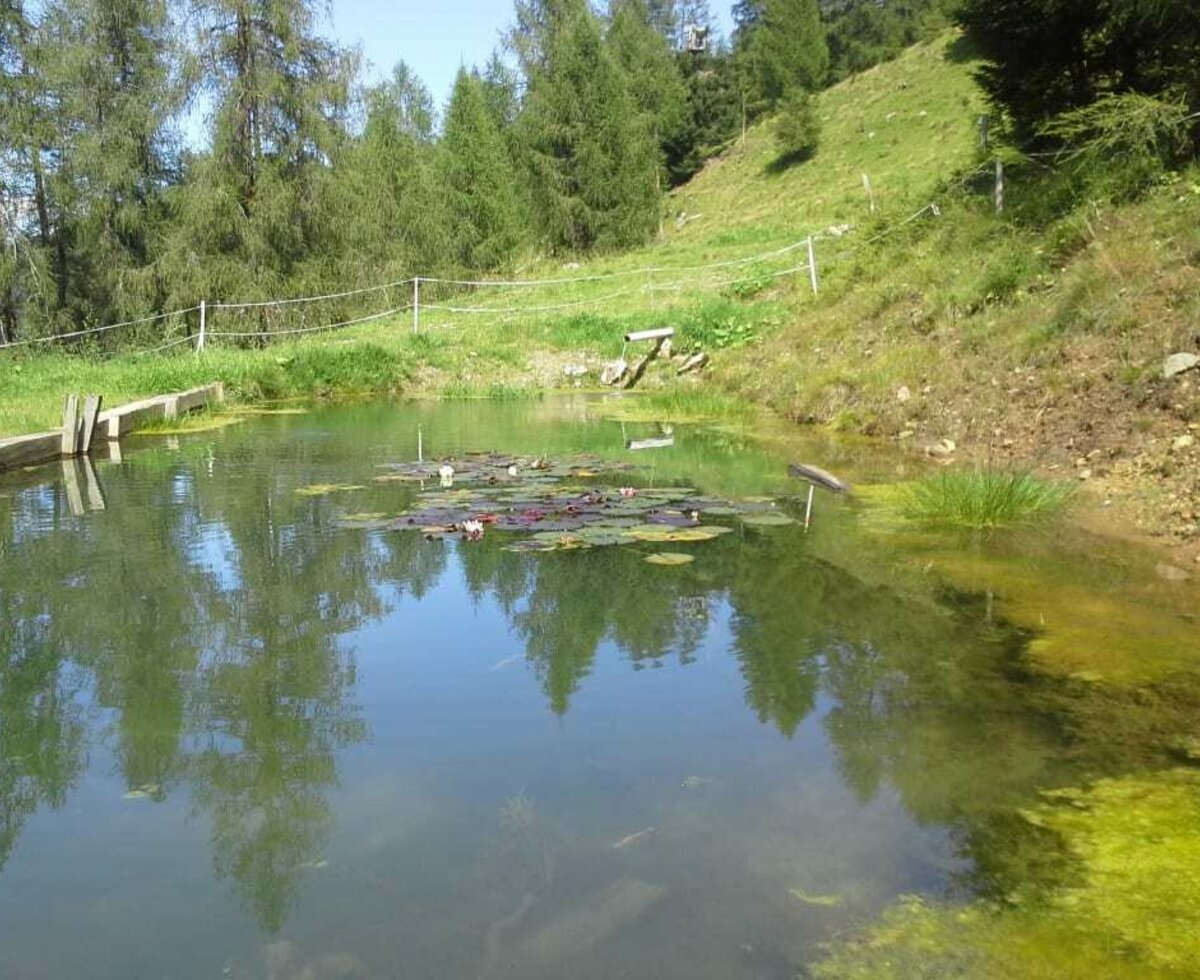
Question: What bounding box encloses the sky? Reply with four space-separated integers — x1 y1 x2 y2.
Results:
326 0 736 109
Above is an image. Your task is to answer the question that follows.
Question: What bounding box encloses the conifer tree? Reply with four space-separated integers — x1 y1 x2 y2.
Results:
519 0 659 252
607 0 689 183
738 0 828 110
440 68 522 271
165 0 354 306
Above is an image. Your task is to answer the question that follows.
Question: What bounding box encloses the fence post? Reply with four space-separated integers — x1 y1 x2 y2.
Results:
807 236 819 296
197 299 206 352
994 159 1005 215
861 173 876 214
412 278 420 334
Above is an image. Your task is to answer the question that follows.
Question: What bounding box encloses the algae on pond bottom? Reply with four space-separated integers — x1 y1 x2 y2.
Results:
813 768 1200 979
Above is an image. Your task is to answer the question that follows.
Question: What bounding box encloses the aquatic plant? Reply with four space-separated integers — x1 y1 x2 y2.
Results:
900 470 1075 529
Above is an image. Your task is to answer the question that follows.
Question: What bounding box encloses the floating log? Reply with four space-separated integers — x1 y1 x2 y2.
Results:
788 463 851 495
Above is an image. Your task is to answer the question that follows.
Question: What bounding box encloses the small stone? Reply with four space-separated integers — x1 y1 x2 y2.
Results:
1173 434 1195 452
898 429 915 440
1163 352 1200 379
600 360 628 386
1156 563 1191 583
562 364 588 378
896 385 912 403
1078 469 1092 480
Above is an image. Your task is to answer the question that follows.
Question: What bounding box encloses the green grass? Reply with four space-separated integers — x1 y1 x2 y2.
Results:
900 470 1076 528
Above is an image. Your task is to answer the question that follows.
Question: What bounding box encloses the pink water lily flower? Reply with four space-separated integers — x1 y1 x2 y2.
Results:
461 519 485 541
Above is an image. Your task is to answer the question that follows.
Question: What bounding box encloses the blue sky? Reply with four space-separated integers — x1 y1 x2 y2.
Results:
326 0 736 109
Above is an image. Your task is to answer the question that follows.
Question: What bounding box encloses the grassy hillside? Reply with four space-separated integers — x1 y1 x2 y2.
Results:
3 31 1197 556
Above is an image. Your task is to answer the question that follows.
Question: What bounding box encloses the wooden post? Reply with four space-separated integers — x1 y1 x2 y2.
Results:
806 237 819 296
804 484 815 531
412 278 420 334
994 159 1005 215
197 299 206 351
417 425 423 462
61 394 80 456
861 173 876 214
80 394 102 453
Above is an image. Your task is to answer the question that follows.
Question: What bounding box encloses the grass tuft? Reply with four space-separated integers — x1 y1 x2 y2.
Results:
901 469 1076 528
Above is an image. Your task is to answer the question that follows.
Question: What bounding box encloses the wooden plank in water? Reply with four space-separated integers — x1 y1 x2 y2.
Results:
788 462 851 495
61 394 80 455
0 431 63 470
80 395 102 453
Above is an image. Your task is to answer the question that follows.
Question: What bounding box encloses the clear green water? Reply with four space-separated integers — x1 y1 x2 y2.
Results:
0 397 1193 979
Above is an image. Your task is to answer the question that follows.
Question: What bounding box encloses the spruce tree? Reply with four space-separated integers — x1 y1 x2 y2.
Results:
607 0 689 184
519 0 659 252
440 68 522 271
739 0 828 110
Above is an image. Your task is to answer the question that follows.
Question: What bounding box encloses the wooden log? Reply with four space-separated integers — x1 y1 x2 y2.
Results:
676 352 708 376
80 395 102 453
788 462 851 495
61 395 81 456
622 339 665 390
623 327 674 344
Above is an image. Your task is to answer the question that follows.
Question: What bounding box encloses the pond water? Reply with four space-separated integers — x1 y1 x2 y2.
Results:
0 397 1194 979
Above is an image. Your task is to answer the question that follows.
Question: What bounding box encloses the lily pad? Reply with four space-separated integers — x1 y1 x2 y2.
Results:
644 552 695 566
740 512 797 527
627 525 732 543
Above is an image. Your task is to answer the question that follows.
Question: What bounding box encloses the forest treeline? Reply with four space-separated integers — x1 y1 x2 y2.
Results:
0 0 955 345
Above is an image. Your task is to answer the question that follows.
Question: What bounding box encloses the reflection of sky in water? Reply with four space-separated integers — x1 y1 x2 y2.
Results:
0 401 1032 979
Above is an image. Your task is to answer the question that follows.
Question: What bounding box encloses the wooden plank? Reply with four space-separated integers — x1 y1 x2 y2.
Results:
61 458 85 517
80 455 106 511
0 431 63 470
788 462 851 495
61 394 80 456
80 394 102 453
623 327 674 344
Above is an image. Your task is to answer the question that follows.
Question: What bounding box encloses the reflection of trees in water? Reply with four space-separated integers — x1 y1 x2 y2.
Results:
0 454 1150 932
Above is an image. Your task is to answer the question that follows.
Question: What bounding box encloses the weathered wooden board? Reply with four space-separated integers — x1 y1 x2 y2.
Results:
0 431 63 470
624 327 675 343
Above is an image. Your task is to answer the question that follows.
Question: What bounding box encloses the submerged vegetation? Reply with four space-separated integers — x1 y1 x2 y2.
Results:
900 470 1076 529
814 769 1200 979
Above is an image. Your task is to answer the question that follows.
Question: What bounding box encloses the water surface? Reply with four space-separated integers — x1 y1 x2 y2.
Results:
0 397 1176 978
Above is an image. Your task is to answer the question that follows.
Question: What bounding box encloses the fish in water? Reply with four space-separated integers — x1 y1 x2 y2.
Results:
611 827 655 850
488 655 522 672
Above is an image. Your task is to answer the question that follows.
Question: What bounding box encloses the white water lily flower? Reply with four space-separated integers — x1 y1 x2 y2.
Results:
619 487 638 498
439 464 455 487
462 519 485 541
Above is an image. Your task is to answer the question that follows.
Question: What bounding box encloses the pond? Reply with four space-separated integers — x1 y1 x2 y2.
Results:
0 396 1197 979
